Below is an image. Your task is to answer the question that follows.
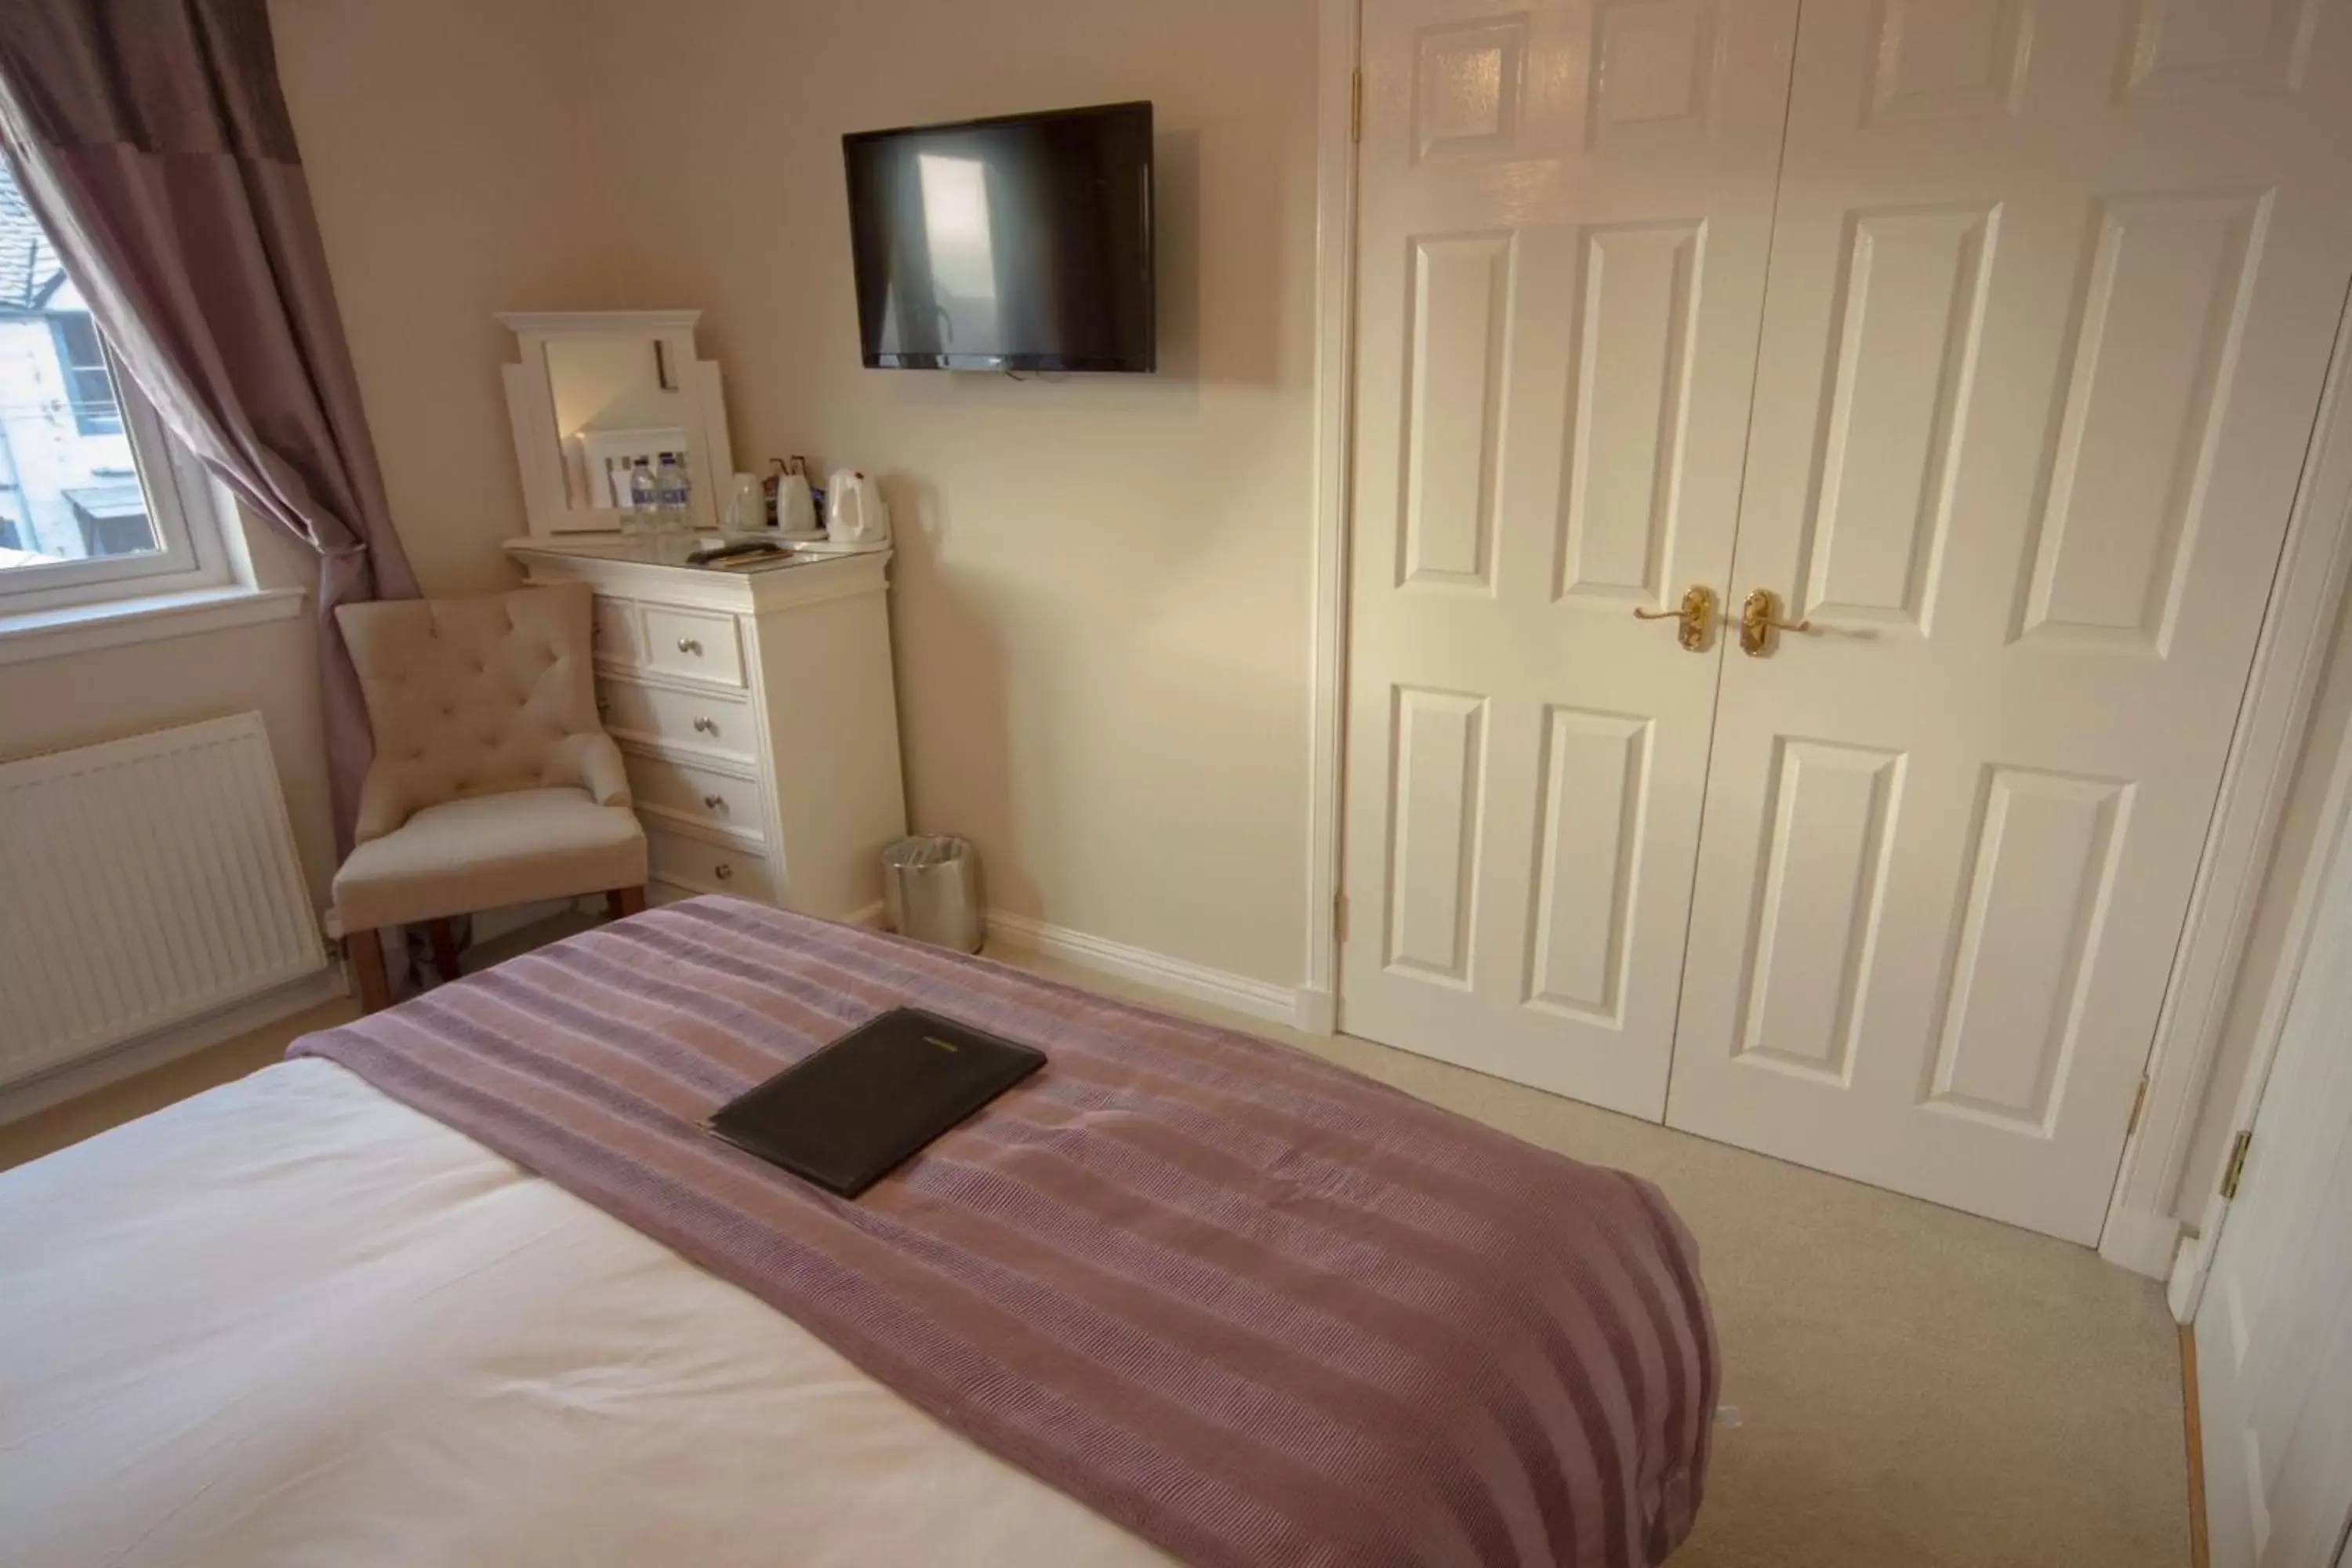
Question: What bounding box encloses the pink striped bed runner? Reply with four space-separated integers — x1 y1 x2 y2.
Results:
290 897 1717 1566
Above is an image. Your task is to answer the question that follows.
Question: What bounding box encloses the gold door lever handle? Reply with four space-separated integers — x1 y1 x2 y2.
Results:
1633 585 1715 652
1738 589 1812 657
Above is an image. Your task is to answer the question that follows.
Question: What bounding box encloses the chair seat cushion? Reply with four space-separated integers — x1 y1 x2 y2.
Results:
333 786 648 931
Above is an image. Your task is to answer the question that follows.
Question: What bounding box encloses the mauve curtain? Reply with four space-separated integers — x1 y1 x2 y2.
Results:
0 0 415 851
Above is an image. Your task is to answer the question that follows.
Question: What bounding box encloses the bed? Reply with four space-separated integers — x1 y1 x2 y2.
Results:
1 898 1717 1566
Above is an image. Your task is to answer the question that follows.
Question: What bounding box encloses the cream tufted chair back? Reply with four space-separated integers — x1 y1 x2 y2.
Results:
336 583 622 842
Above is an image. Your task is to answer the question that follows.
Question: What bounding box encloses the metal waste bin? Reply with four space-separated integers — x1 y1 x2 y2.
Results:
882 835 984 953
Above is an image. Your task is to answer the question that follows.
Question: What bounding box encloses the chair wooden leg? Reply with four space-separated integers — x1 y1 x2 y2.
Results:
608 884 648 919
425 918 463 985
347 927 391 1014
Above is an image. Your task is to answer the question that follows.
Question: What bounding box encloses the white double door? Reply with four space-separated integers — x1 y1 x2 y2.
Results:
1340 0 2352 1242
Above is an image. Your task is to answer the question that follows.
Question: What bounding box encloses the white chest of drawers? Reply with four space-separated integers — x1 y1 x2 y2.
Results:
505 538 909 922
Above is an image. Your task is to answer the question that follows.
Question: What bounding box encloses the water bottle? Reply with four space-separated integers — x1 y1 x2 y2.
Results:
656 452 690 538
625 459 658 539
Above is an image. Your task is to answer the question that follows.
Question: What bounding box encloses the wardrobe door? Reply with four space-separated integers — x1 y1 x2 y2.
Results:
1669 0 2352 1241
1337 0 1798 1117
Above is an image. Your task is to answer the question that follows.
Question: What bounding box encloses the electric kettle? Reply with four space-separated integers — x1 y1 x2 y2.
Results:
825 469 891 546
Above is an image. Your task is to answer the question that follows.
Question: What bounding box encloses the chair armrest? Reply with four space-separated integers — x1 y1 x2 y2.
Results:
353 764 409 844
576 732 632 808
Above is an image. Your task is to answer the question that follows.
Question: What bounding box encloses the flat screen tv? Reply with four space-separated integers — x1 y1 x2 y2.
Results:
843 102 1155 373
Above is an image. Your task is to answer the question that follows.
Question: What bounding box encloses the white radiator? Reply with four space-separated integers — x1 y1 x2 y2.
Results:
0 712 325 1091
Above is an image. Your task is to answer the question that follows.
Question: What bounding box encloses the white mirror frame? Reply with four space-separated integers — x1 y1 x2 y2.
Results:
497 310 737 537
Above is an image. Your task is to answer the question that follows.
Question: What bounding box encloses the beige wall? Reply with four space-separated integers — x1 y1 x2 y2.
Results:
0 520 337 910
0 0 630 928
573 0 1323 985
1 1 633 920
0 0 1325 1097
272 0 633 597
276 0 1326 987
259 0 2352 1242
0 616 331 900
13 0 2317 1235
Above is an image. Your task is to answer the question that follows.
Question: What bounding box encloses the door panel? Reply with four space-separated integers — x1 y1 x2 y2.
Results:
1340 0 1800 1117
1735 739 1903 1085
1526 707 1650 1024
1557 223 1704 604
1797 203 1994 633
1386 687 1486 982
2023 191 2263 653
1925 767 2130 1131
1864 0 2032 122
1667 0 2352 1240
2121 0 2325 103
1400 235 1510 587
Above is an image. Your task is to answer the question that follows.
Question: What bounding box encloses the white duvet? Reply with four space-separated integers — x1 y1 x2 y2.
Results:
0 1059 1167 1567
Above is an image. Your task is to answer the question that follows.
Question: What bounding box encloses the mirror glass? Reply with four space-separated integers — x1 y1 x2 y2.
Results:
544 335 693 511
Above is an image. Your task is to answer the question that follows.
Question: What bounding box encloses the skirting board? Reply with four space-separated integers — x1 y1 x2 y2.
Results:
983 910 1308 1031
2101 1204 2188 1283
0 966 346 1127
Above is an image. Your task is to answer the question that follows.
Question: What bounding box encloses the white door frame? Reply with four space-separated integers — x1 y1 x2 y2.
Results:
2156 291 2352 1307
1300 0 2352 1277
2100 284 2352 1279
1295 0 1362 1040
2185 644 2352 1562
2172 550 2352 1325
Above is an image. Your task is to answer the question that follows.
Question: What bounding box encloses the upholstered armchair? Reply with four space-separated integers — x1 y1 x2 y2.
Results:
332 583 648 1011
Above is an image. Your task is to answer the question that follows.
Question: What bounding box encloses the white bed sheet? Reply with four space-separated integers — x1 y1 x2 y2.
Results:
0 1059 1168 1567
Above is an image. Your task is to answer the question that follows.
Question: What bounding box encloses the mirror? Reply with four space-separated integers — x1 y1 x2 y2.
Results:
546 336 691 510
498 310 736 537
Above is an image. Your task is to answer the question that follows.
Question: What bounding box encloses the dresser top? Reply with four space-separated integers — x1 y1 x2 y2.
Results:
504 534 891 613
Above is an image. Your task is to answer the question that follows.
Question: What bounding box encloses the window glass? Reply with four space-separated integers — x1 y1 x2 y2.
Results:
0 166 163 572
49 313 124 437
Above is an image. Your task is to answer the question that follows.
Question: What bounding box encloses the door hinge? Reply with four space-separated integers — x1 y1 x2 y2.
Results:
1334 891 1350 943
2125 1075 2150 1137
1350 69 1363 143
2221 1130 2254 1201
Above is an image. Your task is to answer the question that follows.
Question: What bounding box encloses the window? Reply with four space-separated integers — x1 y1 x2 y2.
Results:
0 165 227 611
47 313 122 436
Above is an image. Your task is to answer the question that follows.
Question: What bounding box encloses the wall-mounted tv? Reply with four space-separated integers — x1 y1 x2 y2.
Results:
842 101 1155 373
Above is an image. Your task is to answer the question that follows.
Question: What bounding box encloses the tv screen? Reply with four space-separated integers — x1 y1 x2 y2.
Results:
843 102 1155 372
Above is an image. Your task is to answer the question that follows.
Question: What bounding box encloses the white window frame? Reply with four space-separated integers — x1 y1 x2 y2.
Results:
0 343 234 615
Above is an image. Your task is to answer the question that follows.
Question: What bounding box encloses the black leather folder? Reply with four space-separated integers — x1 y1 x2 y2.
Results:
704 1007 1046 1198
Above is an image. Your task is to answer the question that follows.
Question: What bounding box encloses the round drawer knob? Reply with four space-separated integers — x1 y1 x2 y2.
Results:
677 637 702 655
702 793 726 811
692 716 716 734
714 863 735 881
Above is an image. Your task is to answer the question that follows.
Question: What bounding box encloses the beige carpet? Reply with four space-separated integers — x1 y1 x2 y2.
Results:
0 920 2190 1567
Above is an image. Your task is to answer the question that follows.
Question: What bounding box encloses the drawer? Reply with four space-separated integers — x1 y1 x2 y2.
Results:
624 750 765 839
647 826 773 902
597 677 755 760
590 595 642 666
641 604 745 687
